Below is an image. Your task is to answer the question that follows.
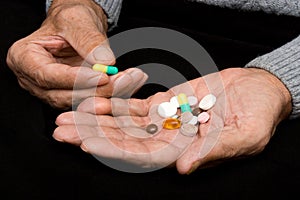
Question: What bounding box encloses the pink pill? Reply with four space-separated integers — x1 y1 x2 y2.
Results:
197 112 210 124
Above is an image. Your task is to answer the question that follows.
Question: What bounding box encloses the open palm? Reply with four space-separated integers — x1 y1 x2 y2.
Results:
54 68 291 174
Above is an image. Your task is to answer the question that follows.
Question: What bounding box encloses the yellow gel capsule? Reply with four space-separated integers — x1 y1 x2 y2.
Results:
177 93 192 113
163 118 181 130
92 64 118 75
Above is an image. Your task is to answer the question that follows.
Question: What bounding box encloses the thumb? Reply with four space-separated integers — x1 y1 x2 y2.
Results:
61 15 115 66
85 40 116 66
49 3 116 66
68 29 116 66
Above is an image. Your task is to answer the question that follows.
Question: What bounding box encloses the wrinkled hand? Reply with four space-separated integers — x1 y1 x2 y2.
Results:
6 0 130 109
53 68 292 174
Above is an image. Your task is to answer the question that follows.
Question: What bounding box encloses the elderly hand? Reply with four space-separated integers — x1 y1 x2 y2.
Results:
6 0 136 109
53 68 292 174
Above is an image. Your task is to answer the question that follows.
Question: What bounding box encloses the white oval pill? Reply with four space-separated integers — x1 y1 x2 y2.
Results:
197 112 210 124
172 115 179 119
199 94 216 110
157 102 178 118
170 96 179 108
188 96 198 107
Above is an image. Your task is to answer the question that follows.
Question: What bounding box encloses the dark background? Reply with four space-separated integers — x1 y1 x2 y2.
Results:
0 0 299 199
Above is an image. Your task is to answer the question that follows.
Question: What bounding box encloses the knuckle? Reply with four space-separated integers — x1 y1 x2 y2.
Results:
31 69 49 88
6 40 25 70
46 92 71 109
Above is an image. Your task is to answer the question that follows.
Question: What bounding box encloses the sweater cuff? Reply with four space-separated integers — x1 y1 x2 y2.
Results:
245 35 300 119
45 0 123 30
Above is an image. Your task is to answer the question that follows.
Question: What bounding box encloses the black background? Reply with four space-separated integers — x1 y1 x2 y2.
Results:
0 0 299 199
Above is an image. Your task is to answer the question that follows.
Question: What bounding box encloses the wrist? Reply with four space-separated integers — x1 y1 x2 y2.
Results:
246 68 292 122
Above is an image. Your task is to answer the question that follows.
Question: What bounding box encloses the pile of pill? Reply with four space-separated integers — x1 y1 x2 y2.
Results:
146 93 217 137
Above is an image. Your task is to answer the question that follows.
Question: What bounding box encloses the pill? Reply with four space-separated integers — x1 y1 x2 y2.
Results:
92 64 118 75
170 96 180 108
180 124 198 137
177 93 192 113
197 112 210 124
192 107 202 116
146 124 158 134
187 96 198 107
188 116 199 125
180 111 194 123
157 102 178 118
163 118 181 130
199 94 216 110
171 115 180 119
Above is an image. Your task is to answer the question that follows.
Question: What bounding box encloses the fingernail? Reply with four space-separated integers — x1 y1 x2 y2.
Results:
81 144 88 152
129 68 144 79
93 46 115 64
187 162 199 175
52 129 64 142
86 73 108 86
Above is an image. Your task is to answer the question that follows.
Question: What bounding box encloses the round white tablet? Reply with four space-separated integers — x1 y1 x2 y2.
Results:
199 94 216 110
169 96 179 108
157 102 178 118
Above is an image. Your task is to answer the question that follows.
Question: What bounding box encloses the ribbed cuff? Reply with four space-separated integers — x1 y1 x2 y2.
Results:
94 0 122 29
191 0 300 17
45 0 123 30
245 35 300 119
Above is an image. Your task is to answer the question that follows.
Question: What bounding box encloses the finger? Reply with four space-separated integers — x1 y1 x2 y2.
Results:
111 68 149 98
77 97 150 116
17 68 147 108
74 67 148 99
57 7 115 65
53 125 96 145
53 125 126 146
19 77 110 108
53 121 159 146
35 36 83 66
56 111 151 128
31 35 76 57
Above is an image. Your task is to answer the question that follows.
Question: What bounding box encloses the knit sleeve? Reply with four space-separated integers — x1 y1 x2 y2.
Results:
191 0 300 17
45 0 123 29
245 35 300 119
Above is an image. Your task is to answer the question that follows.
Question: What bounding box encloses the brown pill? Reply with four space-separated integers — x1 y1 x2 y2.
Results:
146 124 158 134
192 107 202 116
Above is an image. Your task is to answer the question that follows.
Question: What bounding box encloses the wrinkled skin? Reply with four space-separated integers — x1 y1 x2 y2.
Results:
6 0 146 109
54 68 292 174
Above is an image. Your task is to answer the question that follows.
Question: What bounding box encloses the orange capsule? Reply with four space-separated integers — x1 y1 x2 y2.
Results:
163 118 181 130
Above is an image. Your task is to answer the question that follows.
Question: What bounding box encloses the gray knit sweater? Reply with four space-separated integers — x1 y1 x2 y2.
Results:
46 0 300 119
